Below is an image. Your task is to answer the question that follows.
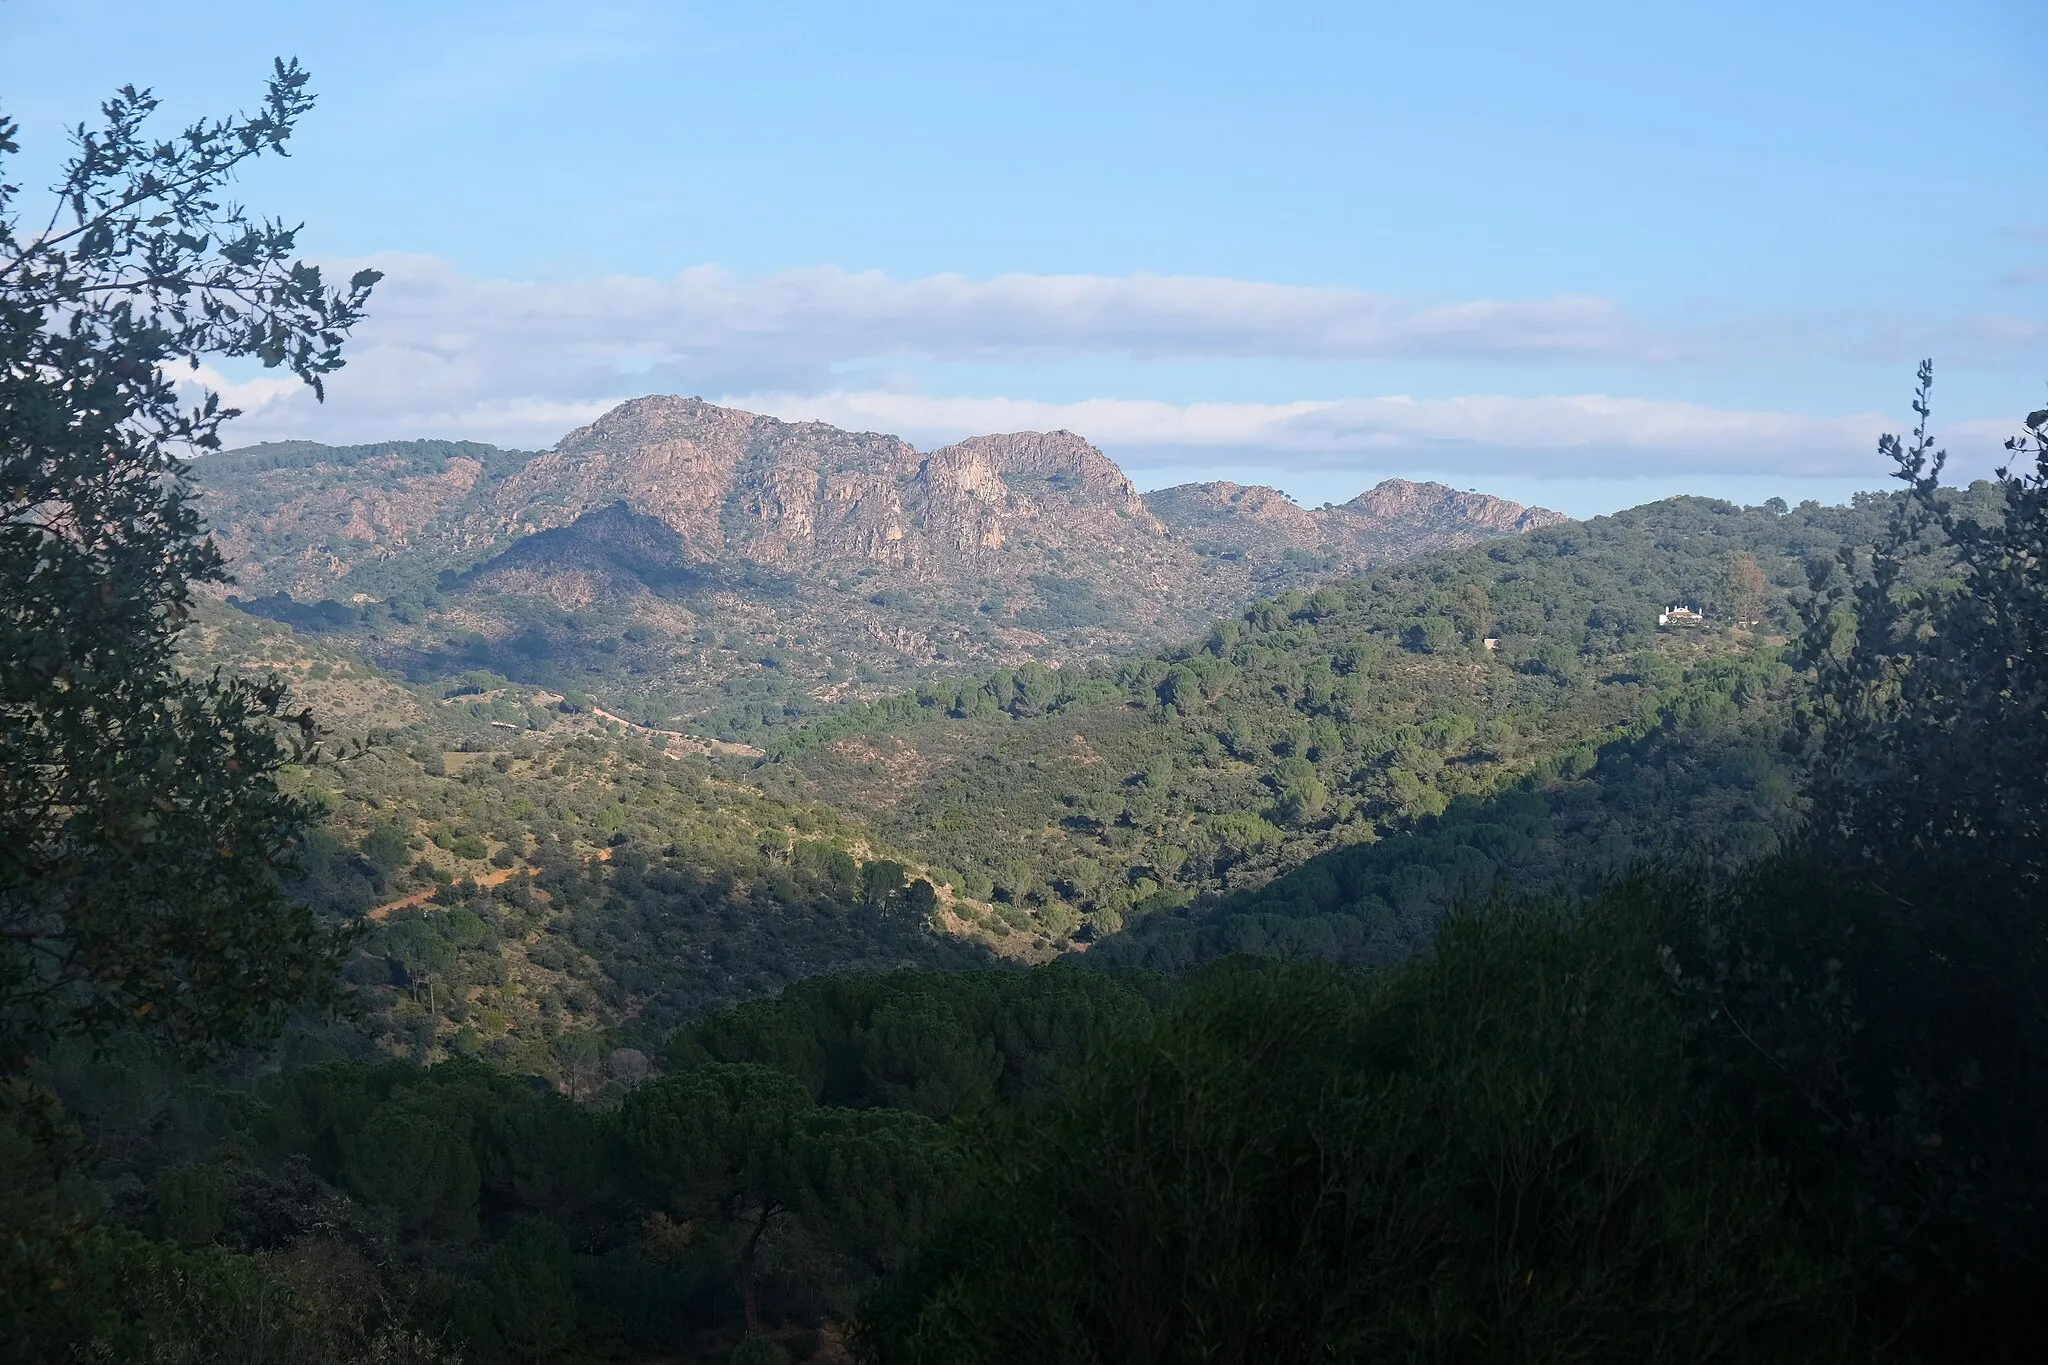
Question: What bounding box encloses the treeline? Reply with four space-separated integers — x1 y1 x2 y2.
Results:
199 438 540 482
1091 645 1799 971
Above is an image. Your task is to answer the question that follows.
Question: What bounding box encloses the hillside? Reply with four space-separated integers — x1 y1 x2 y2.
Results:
179 483 1983 1058
191 398 1557 734
182 414 1993 1065
184 483 1955 1048
68 474 2036 1365
173 607 1017 1070
758 491 1937 947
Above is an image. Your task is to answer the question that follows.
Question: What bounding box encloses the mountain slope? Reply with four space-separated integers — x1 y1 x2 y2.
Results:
192 398 1558 732
759 493 1918 945
1146 477 1561 571
194 437 541 600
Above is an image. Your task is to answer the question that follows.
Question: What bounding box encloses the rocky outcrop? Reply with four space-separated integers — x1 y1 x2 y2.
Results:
194 399 1566 719
1142 476 1562 564
1142 481 1323 543
460 502 718 609
1340 478 1563 535
486 399 1169 580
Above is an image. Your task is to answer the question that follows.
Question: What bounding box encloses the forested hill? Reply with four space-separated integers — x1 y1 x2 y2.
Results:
761 489 1983 952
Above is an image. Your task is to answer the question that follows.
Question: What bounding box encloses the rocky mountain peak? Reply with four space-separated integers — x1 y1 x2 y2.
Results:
1141 482 1321 537
1341 478 1563 533
1140 476 1561 565
195 398 1568 718
483 399 1168 576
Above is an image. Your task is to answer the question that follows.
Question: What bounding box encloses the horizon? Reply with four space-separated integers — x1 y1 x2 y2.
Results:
5 0 2043 520
208 392 1925 522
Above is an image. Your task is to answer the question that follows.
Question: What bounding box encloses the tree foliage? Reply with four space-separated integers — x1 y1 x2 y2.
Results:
0 63 376 1074
857 904 1846 1364
1659 368 2048 1356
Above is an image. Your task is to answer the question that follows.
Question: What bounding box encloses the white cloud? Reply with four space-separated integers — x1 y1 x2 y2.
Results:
725 389 1921 478
179 365 303 421
216 253 1661 442
199 254 2022 483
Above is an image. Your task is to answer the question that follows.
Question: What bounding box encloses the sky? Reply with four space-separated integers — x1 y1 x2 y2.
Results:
3 0 2043 517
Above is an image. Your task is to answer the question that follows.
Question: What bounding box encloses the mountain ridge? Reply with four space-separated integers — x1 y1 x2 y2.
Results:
193 397 1563 732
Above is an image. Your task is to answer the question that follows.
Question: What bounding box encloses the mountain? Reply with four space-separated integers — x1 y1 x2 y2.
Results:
1145 477 1560 569
194 437 542 600
192 398 1559 734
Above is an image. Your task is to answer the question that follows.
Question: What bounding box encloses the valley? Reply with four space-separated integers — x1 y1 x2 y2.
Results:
176 425 1959 1075
14 38 2040 1363
59 393 2034 1365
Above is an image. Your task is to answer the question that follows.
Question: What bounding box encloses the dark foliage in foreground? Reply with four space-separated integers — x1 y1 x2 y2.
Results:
860 896 1848 1365
0 60 374 1078
1666 375 2048 1359
857 373 2048 1363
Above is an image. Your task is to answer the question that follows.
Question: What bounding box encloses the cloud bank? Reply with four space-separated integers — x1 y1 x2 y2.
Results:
197 254 2021 483
719 390 1914 479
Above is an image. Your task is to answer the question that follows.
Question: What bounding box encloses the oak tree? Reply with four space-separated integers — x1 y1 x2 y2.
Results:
0 63 376 1076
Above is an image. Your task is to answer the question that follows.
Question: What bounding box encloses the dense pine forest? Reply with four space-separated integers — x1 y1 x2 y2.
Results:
8 65 2048 1365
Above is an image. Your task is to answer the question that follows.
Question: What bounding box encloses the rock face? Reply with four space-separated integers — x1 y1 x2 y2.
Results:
193 398 1563 722
195 440 532 596
484 397 1166 580
1145 478 1565 567
1341 478 1562 535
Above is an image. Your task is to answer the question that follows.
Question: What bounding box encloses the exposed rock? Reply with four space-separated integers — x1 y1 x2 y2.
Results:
488 398 1169 581
191 399 1563 722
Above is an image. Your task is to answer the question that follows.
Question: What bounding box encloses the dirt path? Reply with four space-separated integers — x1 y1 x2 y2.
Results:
363 847 615 922
364 865 524 921
587 706 765 759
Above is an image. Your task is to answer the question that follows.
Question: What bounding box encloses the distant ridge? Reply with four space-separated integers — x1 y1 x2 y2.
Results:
193 397 1564 721
1143 477 1562 568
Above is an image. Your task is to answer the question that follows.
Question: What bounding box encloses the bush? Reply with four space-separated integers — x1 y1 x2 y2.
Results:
732 1335 791 1365
153 1164 230 1247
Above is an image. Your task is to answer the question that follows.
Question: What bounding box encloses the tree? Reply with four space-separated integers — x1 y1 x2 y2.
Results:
857 924 1838 1364
489 1218 577 1364
1268 756 1327 824
1668 367 2048 1356
549 1029 605 1101
341 1103 479 1239
620 1063 811 1333
1801 362 2048 929
360 821 410 875
1722 550 1767 626
860 859 908 909
787 1105 960 1284
902 878 939 920
0 63 377 1077
1403 615 1458 653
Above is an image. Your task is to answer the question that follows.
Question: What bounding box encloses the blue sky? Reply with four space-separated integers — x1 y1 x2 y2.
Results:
4 0 2043 515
